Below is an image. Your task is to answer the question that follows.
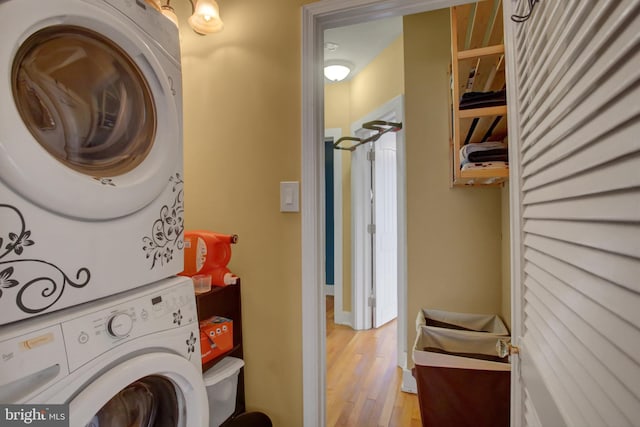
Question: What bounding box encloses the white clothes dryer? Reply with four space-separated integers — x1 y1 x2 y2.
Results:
0 276 208 427
0 0 185 324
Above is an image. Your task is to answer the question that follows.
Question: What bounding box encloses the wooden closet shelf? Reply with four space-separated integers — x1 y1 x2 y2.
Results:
449 1 509 187
458 44 505 60
458 105 507 119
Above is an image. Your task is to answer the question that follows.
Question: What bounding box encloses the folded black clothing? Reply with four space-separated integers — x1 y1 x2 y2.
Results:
468 148 509 162
459 89 506 110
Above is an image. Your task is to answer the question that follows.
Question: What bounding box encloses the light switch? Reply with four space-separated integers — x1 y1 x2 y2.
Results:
280 181 299 212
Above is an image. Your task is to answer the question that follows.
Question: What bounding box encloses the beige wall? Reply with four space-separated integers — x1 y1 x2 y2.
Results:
178 0 313 425
324 36 404 313
178 1 507 424
350 36 405 122
403 9 503 362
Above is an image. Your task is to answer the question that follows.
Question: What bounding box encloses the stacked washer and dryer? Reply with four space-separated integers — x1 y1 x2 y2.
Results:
0 0 208 425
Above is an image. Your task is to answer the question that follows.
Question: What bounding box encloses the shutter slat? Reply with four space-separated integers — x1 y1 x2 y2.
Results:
523 46 640 163
522 313 589 426
525 318 608 426
524 248 640 328
519 0 598 126
525 262 640 360
510 0 640 424
522 154 640 204
525 279 640 407
524 219 640 258
525 288 639 424
521 1 634 144
517 0 567 107
524 390 543 427
523 190 640 222
524 234 639 294
522 116 640 189
526 309 627 426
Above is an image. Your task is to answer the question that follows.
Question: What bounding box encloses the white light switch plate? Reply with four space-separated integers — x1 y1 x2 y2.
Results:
280 181 299 212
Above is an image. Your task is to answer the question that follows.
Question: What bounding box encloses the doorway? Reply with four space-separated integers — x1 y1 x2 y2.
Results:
303 1 481 426
349 100 404 331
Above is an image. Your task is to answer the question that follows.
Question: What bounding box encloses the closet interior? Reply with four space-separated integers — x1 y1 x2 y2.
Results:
450 0 509 186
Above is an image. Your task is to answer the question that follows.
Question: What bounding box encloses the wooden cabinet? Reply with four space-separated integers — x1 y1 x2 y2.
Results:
196 280 245 416
450 1 509 186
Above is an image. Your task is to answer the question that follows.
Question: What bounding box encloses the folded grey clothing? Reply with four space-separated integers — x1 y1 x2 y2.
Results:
461 161 508 171
459 141 506 164
459 89 507 109
468 148 508 163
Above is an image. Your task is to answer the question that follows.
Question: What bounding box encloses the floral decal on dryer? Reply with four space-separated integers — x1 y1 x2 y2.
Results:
0 204 91 314
142 173 185 269
173 309 183 326
186 331 197 360
93 177 116 186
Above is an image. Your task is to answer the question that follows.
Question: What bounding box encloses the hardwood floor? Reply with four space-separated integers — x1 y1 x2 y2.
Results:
326 296 422 426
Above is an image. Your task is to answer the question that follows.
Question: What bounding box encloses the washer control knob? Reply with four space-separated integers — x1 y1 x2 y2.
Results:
107 313 133 338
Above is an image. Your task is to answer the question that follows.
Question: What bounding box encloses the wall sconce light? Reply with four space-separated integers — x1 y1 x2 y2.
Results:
161 0 225 34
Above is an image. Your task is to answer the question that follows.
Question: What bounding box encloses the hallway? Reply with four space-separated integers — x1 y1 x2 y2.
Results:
326 296 421 426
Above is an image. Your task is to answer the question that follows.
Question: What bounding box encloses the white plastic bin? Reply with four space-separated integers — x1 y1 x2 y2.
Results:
203 356 245 427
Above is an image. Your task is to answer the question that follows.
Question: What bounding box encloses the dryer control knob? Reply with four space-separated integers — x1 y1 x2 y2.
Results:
107 313 133 338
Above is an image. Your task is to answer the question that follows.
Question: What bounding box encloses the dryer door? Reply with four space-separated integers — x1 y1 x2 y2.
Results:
0 0 180 220
70 353 208 427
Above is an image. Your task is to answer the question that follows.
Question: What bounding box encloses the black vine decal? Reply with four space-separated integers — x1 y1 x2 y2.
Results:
186 331 196 360
93 177 116 186
0 204 90 315
142 173 184 269
173 309 183 326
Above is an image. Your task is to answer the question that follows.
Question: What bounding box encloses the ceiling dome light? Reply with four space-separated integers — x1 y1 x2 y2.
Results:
324 64 351 82
188 0 224 34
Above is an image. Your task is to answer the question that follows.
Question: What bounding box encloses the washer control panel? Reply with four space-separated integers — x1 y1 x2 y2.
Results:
106 312 134 338
0 278 197 401
61 279 197 372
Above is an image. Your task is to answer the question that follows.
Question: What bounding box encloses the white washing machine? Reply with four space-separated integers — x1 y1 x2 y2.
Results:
0 0 185 324
0 276 208 427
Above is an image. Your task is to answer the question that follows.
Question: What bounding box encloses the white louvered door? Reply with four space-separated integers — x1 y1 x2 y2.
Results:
503 0 640 426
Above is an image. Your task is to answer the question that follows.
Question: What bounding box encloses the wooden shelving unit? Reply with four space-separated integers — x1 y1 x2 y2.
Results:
450 1 509 187
196 280 246 418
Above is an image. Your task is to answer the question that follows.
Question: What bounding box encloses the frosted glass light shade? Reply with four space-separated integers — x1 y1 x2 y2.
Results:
324 64 351 82
188 0 224 34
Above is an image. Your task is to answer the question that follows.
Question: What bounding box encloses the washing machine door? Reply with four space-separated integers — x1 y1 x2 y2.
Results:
70 353 208 427
0 0 180 220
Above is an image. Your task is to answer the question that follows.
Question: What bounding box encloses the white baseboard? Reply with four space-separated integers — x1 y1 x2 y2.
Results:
324 284 335 296
334 310 352 327
401 368 417 394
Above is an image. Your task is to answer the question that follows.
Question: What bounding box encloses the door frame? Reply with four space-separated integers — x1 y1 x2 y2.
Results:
325 128 349 325
301 1 476 426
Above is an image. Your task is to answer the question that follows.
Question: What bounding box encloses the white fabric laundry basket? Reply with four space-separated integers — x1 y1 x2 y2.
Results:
412 320 511 427
416 308 509 335
203 356 245 427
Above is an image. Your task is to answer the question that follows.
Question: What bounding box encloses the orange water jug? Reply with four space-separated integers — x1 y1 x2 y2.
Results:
181 230 238 285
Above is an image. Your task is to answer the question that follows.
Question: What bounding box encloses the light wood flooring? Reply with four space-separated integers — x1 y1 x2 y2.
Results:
326 296 422 426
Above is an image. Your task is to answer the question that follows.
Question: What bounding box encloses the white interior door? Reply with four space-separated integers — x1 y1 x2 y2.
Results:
372 132 398 328
351 142 373 330
352 126 398 330
505 0 640 425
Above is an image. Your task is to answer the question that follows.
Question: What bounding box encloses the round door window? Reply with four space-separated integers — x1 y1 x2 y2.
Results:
86 376 179 427
12 25 156 177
